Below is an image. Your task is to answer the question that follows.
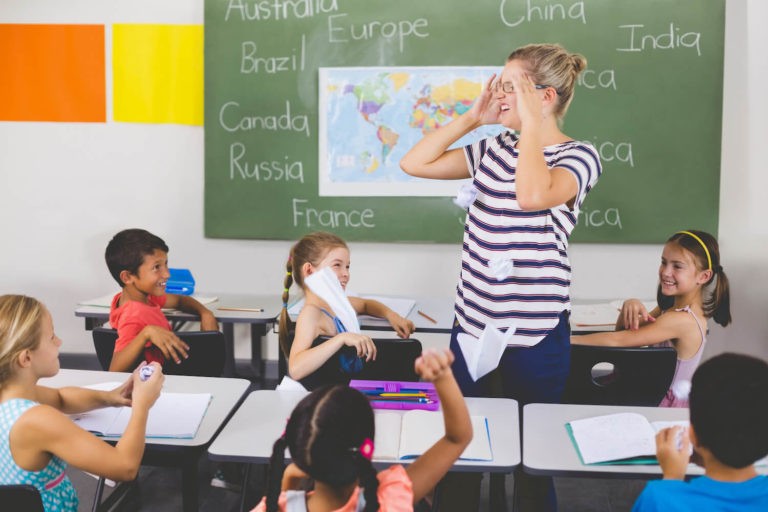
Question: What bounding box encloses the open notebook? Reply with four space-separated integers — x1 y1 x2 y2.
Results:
374 410 492 461
70 383 211 439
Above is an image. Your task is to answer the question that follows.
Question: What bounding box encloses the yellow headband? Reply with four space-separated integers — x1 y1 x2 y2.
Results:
676 230 712 270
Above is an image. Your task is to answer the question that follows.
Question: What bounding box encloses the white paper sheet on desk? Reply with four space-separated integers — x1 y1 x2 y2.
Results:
457 324 519 381
304 267 360 333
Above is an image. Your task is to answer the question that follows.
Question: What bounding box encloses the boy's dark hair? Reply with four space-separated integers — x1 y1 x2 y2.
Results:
690 352 768 468
265 385 380 512
105 229 169 287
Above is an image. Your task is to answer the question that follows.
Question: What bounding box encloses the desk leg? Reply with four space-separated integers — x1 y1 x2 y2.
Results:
181 452 199 512
222 323 236 378
84 317 106 331
250 324 266 378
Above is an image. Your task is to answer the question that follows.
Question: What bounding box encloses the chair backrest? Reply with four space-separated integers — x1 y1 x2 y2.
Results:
0 485 44 512
92 327 226 377
299 337 422 390
562 345 678 406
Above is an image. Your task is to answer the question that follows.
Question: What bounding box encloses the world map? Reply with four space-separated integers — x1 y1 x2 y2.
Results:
319 67 504 197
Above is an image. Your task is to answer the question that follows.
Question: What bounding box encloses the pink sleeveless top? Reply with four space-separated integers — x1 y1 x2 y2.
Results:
658 306 707 408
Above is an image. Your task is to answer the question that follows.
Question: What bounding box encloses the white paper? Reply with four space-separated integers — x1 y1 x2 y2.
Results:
71 386 211 439
456 324 518 381
568 412 657 464
374 410 492 461
304 267 361 333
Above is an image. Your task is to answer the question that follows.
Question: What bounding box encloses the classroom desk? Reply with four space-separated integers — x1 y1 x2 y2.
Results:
209 390 520 510
522 403 767 479
75 293 283 378
41 368 251 512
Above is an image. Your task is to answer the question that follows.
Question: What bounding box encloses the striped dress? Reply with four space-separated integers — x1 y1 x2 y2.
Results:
457 131 601 346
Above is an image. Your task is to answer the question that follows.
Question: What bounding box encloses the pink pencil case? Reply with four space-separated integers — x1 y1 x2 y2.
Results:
349 380 440 411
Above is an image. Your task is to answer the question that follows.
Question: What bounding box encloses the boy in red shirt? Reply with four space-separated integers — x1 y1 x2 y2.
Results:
105 229 218 372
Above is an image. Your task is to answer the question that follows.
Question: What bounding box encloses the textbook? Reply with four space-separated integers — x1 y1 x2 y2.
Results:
71 384 211 439
566 412 688 465
373 410 492 461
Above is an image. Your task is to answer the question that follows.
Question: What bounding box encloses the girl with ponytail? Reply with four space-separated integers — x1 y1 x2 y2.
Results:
252 348 472 512
573 229 732 408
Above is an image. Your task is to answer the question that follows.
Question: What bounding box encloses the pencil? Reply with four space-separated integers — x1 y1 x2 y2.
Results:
417 310 437 324
217 307 264 313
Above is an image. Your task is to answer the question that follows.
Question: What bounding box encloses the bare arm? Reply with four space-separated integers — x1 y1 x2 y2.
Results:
406 349 472 503
34 375 134 414
400 75 500 180
349 297 415 338
109 325 189 372
510 71 580 211
571 312 686 348
166 294 219 331
13 364 164 482
287 307 375 380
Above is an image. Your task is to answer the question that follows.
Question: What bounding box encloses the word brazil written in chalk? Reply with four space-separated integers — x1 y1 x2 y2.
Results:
240 35 306 74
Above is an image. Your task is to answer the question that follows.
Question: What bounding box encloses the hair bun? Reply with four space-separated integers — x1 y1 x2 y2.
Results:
571 53 587 74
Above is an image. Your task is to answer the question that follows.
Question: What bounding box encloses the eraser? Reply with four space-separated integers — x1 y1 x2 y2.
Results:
139 366 154 381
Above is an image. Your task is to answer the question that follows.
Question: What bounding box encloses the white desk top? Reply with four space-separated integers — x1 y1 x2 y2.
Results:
75 293 284 324
40 369 251 447
208 390 520 473
523 403 768 478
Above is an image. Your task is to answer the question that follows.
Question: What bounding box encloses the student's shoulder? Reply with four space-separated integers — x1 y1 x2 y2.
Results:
633 479 690 511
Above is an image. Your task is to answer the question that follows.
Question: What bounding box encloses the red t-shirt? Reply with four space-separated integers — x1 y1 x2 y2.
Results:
109 292 171 366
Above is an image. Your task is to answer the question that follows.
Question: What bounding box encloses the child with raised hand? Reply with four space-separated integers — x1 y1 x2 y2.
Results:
0 294 164 512
252 347 472 512
105 228 219 372
572 230 731 407
278 231 415 386
632 353 768 511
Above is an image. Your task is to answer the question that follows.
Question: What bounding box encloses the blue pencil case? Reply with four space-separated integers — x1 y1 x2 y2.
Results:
349 380 439 411
166 268 195 295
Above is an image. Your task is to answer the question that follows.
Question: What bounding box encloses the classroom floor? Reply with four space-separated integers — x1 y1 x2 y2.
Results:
61 356 647 512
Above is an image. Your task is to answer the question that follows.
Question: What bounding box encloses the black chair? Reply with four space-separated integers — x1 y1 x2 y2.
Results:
298 337 423 390
0 485 44 512
562 345 678 406
91 327 226 377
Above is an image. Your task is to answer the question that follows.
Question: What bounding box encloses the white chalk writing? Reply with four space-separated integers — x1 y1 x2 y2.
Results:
292 198 375 228
327 13 429 53
240 35 305 73
225 0 338 21
229 143 305 182
617 23 702 56
219 100 309 136
500 0 586 28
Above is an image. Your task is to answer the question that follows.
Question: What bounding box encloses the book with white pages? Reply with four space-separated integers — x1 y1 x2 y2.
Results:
374 410 492 461
70 383 212 439
566 412 689 465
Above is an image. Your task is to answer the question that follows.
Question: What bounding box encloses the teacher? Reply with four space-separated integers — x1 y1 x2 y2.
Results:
401 43 601 511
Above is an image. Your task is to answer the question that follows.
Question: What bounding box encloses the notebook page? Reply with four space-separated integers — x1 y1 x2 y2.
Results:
568 412 656 464
373 412 403 460
398 410 492 461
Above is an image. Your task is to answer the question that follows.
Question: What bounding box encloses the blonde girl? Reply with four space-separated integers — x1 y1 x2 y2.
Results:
572 230 731 407
278 232 414 387
0 294 163 511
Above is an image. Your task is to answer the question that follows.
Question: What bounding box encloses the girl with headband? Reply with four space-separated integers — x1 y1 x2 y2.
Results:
252 348 471 512
572 229 732 407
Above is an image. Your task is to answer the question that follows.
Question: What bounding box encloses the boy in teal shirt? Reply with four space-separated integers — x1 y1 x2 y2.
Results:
633 353 768 511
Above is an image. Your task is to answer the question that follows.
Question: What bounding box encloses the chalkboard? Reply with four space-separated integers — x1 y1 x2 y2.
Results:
204 0 724 243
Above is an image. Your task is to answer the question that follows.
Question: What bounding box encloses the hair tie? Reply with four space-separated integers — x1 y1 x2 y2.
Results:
283 287 290 293
352 438 374 461
676 230 712 270
715 264 723 274
286 271 292 277
282 302 288 308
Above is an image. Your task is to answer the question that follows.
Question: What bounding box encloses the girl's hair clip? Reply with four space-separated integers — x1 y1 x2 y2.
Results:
355 437 374 461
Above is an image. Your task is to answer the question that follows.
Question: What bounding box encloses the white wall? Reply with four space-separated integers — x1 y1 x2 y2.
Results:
0 0 765 362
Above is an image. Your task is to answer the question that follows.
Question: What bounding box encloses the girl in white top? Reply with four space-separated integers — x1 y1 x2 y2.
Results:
572 230 732 407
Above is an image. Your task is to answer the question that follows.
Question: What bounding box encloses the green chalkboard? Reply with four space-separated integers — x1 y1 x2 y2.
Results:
204 0 724 243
